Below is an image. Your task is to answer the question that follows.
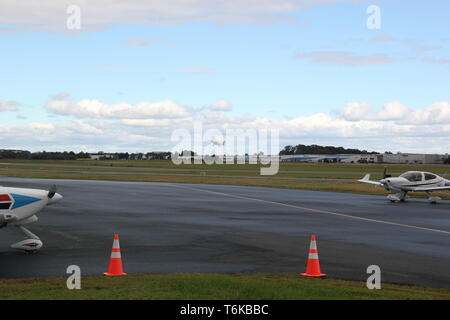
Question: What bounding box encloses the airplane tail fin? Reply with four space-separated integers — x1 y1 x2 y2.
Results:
358 174 371 182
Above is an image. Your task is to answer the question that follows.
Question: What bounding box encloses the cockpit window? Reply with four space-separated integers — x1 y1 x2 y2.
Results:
400 172 423 182
424 173 437 181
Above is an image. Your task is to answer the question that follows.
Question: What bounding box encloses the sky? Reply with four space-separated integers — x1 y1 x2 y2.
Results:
0 0 449 154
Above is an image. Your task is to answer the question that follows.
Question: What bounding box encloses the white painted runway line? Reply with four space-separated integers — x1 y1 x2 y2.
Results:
175 185 450 235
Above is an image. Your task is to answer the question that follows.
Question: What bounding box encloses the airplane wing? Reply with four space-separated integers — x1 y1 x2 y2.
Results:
408 185 450 192
358 174 382 186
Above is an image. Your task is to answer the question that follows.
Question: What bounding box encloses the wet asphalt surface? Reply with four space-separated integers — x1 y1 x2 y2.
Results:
0 177 449 289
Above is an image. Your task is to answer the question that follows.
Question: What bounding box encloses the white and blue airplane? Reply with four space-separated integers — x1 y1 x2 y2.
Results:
0 184 63 252
359 168 450 203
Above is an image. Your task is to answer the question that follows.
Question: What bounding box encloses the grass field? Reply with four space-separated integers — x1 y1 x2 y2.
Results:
1 274 450 300
2 158 450 173
1 160 449 200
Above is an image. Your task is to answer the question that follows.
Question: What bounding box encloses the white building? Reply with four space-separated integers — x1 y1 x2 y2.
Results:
379 153 447 164
89 153 116 160
280 153 448 164
280 154 363 163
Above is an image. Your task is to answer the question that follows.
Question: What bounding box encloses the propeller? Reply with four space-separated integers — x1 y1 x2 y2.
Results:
48 185 57 199
381 167 392 191
383 167 391 179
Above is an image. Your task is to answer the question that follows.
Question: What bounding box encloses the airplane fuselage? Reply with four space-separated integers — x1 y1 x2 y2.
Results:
0 186 62 224
359 170 450 203
381 172 450 193
0 185 63 252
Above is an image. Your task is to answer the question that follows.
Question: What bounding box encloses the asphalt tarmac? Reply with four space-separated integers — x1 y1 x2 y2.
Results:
1 177 449 289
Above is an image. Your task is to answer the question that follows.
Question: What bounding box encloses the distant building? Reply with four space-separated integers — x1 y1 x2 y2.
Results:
358 154 384 164
280 154 362 163
379 153 447 164
89 153 116 160
280 153 448 164
86 151 448 164
146 152 171 160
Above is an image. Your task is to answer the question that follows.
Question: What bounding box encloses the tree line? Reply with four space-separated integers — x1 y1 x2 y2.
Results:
279 144 378 155
2 147 447 161
0 150 172 161
0 150 91 160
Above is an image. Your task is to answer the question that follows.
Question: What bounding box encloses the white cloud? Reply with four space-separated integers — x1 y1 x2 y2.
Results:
45 98 192 119
335 101 450 125
0 100 19 112
60 120 104 135
2 97 450 153
369 34 396 43
52 92 70 100
336 102 409 121
423 57 450 71
400 102 450 125
123 37 166 47
120 118 189 127
337 102 373 121
123 38 151 47
209 99 233 111
423 57 450 65
296 51 395 66
0 0 368 32
377 102 410 121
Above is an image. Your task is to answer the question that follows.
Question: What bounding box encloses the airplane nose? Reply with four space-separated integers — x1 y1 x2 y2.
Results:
48 193 63 205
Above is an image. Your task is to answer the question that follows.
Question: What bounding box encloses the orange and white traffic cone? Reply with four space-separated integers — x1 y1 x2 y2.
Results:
104 234 127 276
300 235 326 278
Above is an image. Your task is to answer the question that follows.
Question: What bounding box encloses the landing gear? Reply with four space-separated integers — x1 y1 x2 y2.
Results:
387 191 408 203
11 226 43 253
427 192 441 204
387 191 442 204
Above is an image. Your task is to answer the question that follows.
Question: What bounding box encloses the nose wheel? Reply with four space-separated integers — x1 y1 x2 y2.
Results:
387 191 407 202
11 226 43 253
426 192 441 204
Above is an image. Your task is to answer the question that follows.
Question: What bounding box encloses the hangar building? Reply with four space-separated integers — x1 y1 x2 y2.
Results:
280 153 449 164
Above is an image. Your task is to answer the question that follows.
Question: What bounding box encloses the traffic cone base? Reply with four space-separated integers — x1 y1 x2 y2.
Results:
300 235 326 278
104 234 127 276
300 272 326 277
104 272 127 276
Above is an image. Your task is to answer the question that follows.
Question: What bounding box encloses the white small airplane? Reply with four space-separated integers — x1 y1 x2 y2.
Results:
0 184 63 252
359 168 450 203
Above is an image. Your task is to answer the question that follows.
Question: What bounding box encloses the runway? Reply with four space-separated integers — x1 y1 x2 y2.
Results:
2 162 448 177
1 177 450 289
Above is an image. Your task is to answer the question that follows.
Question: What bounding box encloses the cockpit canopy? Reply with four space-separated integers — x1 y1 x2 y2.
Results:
399 171 438 182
